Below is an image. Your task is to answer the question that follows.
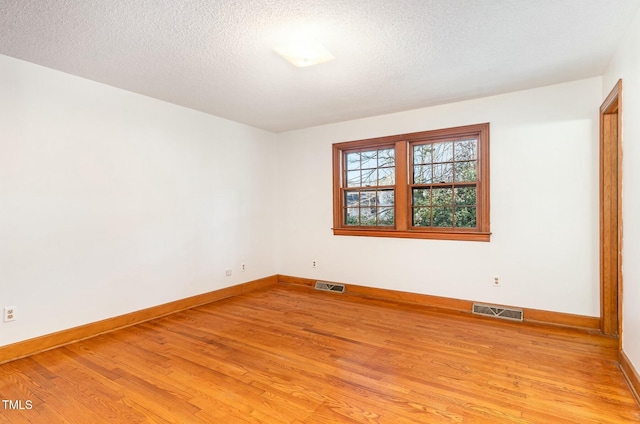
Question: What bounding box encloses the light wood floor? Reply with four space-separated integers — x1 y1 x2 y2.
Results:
1 284 638 423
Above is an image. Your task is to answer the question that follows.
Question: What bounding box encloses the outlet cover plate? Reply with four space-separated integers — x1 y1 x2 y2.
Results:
4 306 16 322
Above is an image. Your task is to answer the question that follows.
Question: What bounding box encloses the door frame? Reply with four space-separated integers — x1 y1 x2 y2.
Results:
599 79 623 340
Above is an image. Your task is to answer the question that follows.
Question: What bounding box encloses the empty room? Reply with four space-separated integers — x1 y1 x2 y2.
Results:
1 1 640 422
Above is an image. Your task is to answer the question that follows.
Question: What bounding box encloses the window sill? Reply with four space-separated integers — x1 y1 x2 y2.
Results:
332 228 491 242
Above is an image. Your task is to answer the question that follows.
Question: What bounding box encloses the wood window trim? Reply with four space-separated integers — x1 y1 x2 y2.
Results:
332 123 491 242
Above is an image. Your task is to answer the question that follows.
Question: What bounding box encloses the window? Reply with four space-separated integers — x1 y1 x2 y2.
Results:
332 123 490 241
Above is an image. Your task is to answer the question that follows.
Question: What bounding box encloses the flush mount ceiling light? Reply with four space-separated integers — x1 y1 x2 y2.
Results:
273 42 335 67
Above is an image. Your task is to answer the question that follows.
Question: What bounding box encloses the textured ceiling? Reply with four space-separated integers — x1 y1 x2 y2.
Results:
1 0 639 132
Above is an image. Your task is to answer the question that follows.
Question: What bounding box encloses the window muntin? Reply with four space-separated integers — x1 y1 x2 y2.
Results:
332 123 490 241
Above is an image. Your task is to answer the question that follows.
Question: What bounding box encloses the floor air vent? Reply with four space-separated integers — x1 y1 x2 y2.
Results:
472 303 523 321
314 281 346 293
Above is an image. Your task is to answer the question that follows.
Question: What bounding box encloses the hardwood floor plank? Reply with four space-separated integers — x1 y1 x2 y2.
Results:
1 285 639 423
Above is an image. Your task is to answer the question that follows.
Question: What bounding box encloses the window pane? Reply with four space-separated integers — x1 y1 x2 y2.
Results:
413 207 432 227
454 139 477 161
432 142 453 162
360 208 376 225
414 164 432 184
362 168 377 186
360 190 376 207
432 187 452 206
378 167 395 185
433 163 453 183
378 207 394 225
378 148 395 167
345 208 359 225
347 170 361 187
455 207 476 228
361 150 377 169
346 152 361 170
413 188 430 206
454 161 477 182
454 187 476 205
433 207 453 227
378 190 394 206
345 191 360 207
413 144 432 164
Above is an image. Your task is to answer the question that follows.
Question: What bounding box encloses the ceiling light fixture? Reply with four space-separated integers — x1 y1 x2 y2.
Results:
273 42 335 67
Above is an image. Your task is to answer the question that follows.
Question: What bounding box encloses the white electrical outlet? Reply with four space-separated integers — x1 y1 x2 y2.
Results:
312 259 318 268
4 306 16 322
241 263 246 272
493 277 501 287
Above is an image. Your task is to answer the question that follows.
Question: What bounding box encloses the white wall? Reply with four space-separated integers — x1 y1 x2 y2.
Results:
603 7 640 374
276 78 602 317
0 55 278 346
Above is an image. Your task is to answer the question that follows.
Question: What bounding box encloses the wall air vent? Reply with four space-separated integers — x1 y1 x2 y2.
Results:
472 303 523 321
314 281 346 293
